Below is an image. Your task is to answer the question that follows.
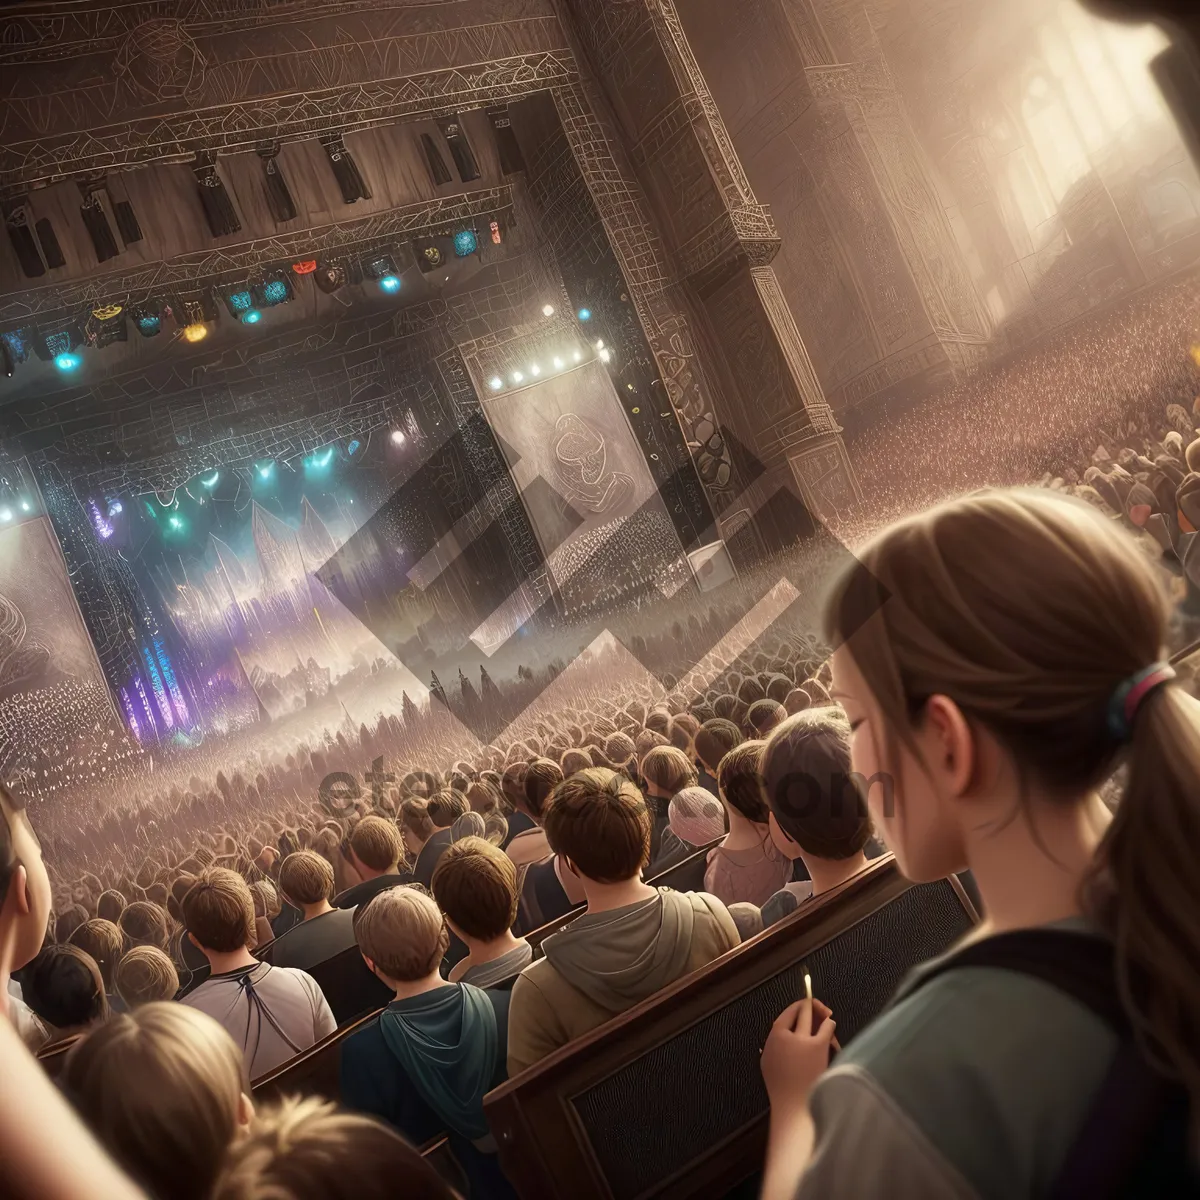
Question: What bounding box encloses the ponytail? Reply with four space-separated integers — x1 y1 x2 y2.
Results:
1088 683 1200 1135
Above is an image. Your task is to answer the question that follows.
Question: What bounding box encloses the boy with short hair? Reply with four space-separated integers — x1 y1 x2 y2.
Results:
758 708 873 928
507 768 739 1076
335 816 412 909
270 851 357 970
181 868 335 1079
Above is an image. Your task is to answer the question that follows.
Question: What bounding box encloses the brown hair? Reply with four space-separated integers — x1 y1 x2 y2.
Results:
745 698 786 736
543 768 651 883
182 869 255 953
694 718 743 772
69 918 124 991
279 850 334 906
761 709 870 859
426 788 467 829
432 836 519 940
115 945 180 1008
96 889 126 923
399 797 434 842
641 745 697 795
523 758 564 819
355 885 448 982
827 488 1200 1126
350 816 404 873
212 1097 455 1200
118 900 170 952
64 1004 246 1200
717 739 770 824
24 943 109 1031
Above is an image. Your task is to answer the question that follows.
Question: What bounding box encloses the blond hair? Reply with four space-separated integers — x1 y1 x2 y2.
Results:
279 850 334 906
354 885 447 982
827 488 1200 1128
182 868 255 953
114 945 180 1008
350 816 404 873
62 1003 246 1200
212 1097 454 1200
641 745 697 795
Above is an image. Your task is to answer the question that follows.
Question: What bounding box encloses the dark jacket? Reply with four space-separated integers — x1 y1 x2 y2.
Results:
334 872 413 910
413 829 454 889
269 906 357 971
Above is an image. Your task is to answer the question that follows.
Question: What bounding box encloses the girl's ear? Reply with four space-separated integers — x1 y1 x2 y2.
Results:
921 694 977 798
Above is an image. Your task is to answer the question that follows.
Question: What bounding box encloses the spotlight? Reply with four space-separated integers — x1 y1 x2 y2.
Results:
256 462 275 481
454 229 478 257
530 364 541 376
347 440 361 455
553 356 564 369
0 509 11 522
489 377 503 391
600 348 612 363
223 289 254 319
595 339 605 350
168 515 183 530
572 350 582 362
182 323 208 343
200 471 220 488
108 500 123 516
19 500 30 513
542 304 555 317
578 308 591 321
390 430 406 445
304 447 334 471
241 310 262 325
379 275 401 294
512 371 524 383
259 276 293 306
54 352 81 372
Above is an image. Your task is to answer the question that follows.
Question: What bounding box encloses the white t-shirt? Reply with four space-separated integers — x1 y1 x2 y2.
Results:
182 961 335 1080
7 979 48 1051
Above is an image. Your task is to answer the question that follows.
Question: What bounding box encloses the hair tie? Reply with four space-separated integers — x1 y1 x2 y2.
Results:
1107 662 1176 741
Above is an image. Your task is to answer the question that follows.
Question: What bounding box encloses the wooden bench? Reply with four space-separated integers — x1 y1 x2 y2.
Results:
483 856 978 1200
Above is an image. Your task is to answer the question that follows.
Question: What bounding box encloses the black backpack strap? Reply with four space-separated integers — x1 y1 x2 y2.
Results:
912 928 1193 1200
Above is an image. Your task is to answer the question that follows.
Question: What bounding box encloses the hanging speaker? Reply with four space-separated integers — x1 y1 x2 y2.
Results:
4 205 44 278
487 106 526 175
35 217 65 269
436 116 480 182
193 163 241 238
420 133 452 186
259 150 297 223
79 189 120 263
321 136 370 204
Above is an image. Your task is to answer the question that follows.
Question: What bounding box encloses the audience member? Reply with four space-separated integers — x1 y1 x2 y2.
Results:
745 698 787 737
118 900 170 953
505 759 560 873
668 786 726 849
403 798 454 890
507 768 739 1075
114 945 180 1009
95 889 126 924
433 837 533 987
68 918 124 1000
271 851 358 970
248 879 279 949
498 763 535 849
705 740 792 907
693 717 742 795
335 816 411 908
21 944 109 1047
62 1003 252 1200
212 1096 456 1200
180 868 334 1079
762 490 1200 1199
342 886 515 1198
640 745 698 867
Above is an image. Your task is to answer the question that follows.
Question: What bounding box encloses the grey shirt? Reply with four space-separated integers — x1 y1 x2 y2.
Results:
796 920 1117 1200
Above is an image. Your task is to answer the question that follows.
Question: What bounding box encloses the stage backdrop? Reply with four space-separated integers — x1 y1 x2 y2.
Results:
0 515 126 788
479 360 687 606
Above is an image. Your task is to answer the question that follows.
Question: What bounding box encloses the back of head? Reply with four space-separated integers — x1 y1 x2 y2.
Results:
641 745 697 795
350 816 403 874
399 797 434 843
500 762 527 811
182 868 255 953
279 850 334 907
716 739 770 824
115 945 180 1008
426 788 467 830
432 835 519 941
355 884 448 983
450 811 487 843
69 918 124 992
118 900 170 952
694 718 743 773
761 709 868 859
64 1003 245 1200
212 1097 455 1200
560 748 593 777
745 698 786 737
543 768 651 883
826 488 1200 1117
56 903 89 944
23 943 108 1031
96 888 127 924
466 779 500 815
668 787 726 847
523 757 564 819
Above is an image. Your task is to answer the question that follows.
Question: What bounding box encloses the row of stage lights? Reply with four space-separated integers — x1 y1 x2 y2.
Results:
487 307 610 393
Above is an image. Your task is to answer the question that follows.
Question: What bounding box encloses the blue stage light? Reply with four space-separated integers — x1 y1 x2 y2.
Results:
200 471 220 488
347 440 361 456
577 308 591 321
379 275 401 294
55 352 81 372
241 309 262 325
262 278 290 305
454 229 478 257
256 462 275 481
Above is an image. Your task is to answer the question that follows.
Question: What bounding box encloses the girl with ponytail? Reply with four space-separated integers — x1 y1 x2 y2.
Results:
760 488 1200 1199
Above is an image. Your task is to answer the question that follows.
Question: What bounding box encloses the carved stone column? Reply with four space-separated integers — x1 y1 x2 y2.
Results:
554 0 861 539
